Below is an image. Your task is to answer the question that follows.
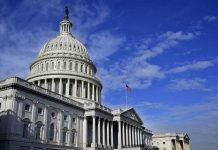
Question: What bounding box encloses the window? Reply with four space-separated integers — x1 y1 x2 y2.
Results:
46 63 49 71
64 115 67 121
51 112 56 118
80 64 83 72
49 123 55 141
63 83 66 95
55 81 59 93
75 63 78 72
72 117 76 123
35 122 43 140
25 104 30 111
69 62 72 70
63 62 66 70
57 62 60 69
69 83 73 96
22 119 30 138
47 82 52 90
85 66 88 73
52 62 55 70
72 131 76 145
38 108 43 115
63 128 68 143
41 64 44 71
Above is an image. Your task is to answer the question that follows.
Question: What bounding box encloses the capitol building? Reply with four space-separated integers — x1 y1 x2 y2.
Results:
0 6 154 150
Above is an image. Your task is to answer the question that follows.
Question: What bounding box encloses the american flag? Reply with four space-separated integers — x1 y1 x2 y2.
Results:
125 84 131 91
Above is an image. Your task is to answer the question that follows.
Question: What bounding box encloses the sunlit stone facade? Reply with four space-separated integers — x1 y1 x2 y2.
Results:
0 6 152 150
152 133 190 150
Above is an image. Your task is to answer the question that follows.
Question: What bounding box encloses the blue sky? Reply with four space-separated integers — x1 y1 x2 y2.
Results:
0 0 218 149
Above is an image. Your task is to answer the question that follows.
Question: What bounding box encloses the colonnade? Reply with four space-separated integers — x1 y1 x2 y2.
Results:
83 116 114 148
33 78 101 103
83 116 146 149
118 121 144 148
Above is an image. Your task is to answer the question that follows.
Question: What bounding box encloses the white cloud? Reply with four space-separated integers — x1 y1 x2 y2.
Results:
98 31 197 91
136 101 163 109
167 78 211 91
88 30 126 61
203 16 217 22
72 1 110 44
166 58 218 74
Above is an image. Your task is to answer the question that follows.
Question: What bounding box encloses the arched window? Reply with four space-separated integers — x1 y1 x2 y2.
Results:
81 64 83 72
63 62 66 70
22 119 30 138
69 62 72 70
62 127 68 143
57 62 60 69
46 63 49 71
50 123 55 141
35 121 43 140
41 64 44 71
75 63 78 72
71 129 76 145
85 66 88 74
52 62 55 70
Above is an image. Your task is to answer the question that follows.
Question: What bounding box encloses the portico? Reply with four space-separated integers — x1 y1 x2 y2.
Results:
82 105 152 149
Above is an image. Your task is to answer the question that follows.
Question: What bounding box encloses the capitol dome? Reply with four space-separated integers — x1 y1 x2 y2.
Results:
27 6 102 104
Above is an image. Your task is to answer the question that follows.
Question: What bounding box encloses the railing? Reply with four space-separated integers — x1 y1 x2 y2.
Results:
0 77 84 108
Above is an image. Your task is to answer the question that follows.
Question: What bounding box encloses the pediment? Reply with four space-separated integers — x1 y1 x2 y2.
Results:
121 108 143 123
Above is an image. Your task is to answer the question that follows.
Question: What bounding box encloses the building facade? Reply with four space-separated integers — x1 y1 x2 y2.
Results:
0 6 153 150
152 133 190 150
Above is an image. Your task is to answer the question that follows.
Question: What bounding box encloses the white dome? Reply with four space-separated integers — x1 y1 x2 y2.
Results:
38 33 91 62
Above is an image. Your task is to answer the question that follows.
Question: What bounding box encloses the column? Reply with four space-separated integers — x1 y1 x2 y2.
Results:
45 79 47 89
92 84 95 100
66 79 70 97
107 121 109 147
126 123 129 147
102 119 105 147
58 111 63 145
52 78 55 92
129 125 132 147
132 126 135 147
83 117 87 148
111 122 114 148
118 121 122 149
122 122 125 147
81 81 84 98
98 117 101 146
18 101 23 118
91 116 96 147
59 78 63 95
137 128 140 146
99 88 101 104
43 105 48 141
30 102 37 137
139 129 142 145
38 80 41 86
75 116 80 147
74 79 77 97
96 87 99 103
17 101 24 136
88 82 90 99
135 127 137 147
68 114 72 146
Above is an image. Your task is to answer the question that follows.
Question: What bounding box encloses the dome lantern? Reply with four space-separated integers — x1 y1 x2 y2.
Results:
60 6 72 34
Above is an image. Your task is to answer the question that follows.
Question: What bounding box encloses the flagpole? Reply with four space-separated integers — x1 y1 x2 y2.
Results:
125 88 128 108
